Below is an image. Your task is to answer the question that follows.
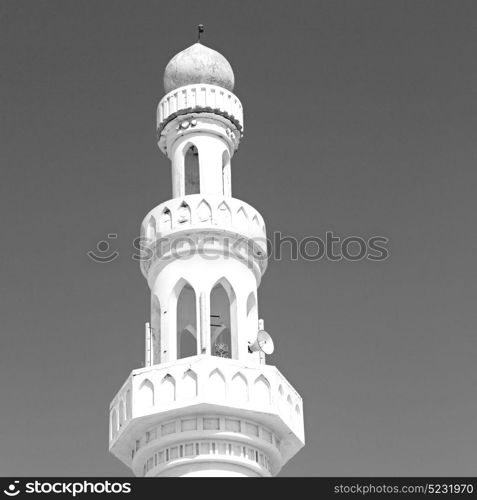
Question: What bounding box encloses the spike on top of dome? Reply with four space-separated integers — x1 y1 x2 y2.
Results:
163 42 235 94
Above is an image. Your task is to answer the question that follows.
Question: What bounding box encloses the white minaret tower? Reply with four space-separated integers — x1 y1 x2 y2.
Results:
109 31 305 477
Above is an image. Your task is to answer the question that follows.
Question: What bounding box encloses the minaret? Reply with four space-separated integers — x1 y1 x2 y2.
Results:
109 33 305 477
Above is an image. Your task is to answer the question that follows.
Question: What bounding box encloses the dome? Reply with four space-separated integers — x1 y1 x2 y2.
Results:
163 42 235 94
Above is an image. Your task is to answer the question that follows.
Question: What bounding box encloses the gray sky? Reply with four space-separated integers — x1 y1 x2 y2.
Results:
1 0 476 476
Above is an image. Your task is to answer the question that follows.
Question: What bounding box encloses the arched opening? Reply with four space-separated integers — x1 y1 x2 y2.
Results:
183 369 198 399
139 379 154 409
158 374 176 403
209 369 226 399
253 375 271 405
231 372 248 403
151 295 161 365
160 207 172 230
119 400 125 427
147 216 156 241
178 201 191 224
177 283 197 359
210 279 236 359
126 390 132 419
184 145 200 195
222 150 231 196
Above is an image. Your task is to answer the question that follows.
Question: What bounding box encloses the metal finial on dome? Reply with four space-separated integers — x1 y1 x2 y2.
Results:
197 24 204 42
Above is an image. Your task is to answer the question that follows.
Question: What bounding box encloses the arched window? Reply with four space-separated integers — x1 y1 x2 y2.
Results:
184 145 200 195
151 295 161 365
177 283 197 359
222 150 231 196
210 279 237 359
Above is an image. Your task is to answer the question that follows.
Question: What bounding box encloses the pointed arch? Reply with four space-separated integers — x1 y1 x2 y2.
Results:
246 292 258 358
160 207 172 230
151 295 161 365
217 201 231 225
111 409 118 439
139 379 154 409
236 206 247 224
178 201 191 224
182 369 198 399
231 372 248 403
184 143 200 195
209 368 226 399
286 395 293 419
158 374 176 403
222 150 231 196
125 390 132 420
210 277 237 359
176 281 197 360
253 375 271 405
147 216 156 240
118 400 125 427
197 199 212 223
252 214 260 226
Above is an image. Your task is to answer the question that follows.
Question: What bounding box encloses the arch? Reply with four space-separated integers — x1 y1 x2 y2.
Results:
118 400 125 427
158 374 176 403
182 369 198 399
151 295 161 365
246 292 258 357
236 206 247 224
210 278 237 359
160 207 172 230
178 201 191 224
147 216 156 240
209 369 226 399
295 404 301 416
125 390 132 420
111 409 118 439
197 199 212 223
217 201 231 225
231 372 248 403
252 214 260 226
286 395 293 419
176 282 197 359
253 375 271 405
184 144 200 195
222 150 231 196
139 379 154 409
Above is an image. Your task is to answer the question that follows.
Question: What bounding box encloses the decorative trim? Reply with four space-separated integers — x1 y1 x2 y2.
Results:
157 84 244 134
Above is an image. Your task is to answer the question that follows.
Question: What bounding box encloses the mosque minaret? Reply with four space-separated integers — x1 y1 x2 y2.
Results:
108 30 305 477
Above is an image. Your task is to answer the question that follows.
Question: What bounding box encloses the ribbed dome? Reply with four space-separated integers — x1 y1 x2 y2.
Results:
163 42 235 94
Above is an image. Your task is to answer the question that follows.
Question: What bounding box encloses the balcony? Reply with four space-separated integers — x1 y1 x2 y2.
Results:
140 195 268 277
109 356 304 474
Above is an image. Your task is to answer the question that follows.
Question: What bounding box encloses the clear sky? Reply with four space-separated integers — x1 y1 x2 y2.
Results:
1 0 476 476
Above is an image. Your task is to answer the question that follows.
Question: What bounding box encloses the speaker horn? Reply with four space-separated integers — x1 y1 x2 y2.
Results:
249 330 274 355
